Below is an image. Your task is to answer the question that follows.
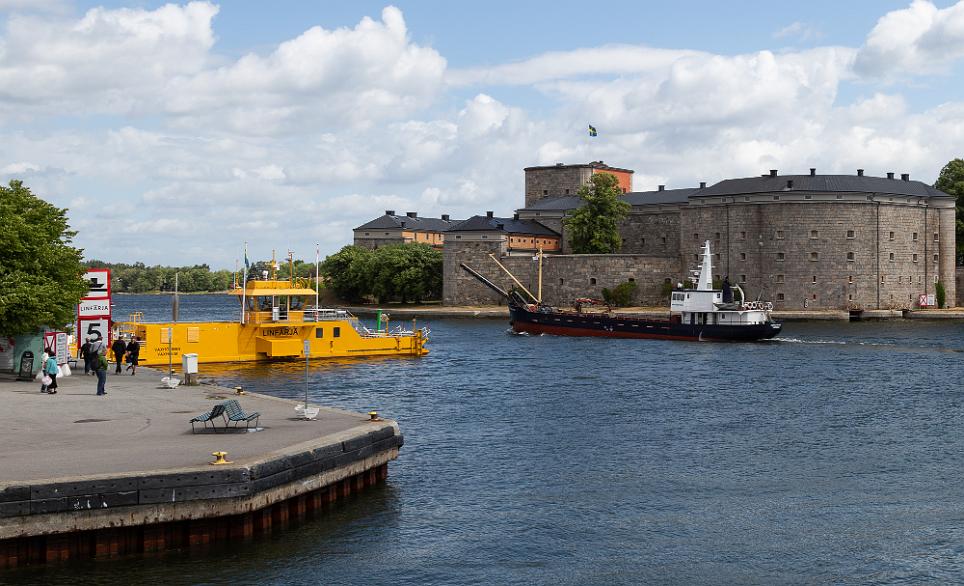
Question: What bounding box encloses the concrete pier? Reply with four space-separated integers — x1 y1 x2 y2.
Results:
0 368 402 568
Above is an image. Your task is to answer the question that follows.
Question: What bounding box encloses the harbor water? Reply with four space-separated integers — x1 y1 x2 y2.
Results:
12 294 964 584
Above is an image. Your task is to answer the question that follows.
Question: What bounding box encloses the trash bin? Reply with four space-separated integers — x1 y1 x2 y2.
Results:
182 353 199 386
17 350 34 381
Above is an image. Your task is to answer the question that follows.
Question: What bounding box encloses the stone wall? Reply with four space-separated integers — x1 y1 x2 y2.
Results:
445 241 680 306
618 209 682 256
524 166 591 208
677 198 953 310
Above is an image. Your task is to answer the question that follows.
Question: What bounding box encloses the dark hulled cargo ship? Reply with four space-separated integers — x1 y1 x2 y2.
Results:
463 241 781 342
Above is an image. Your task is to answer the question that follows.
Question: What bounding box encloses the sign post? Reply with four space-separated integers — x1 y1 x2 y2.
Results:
77 269 111 355
303 339 310 415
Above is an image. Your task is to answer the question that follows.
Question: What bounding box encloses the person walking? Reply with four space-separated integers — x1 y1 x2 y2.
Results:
111 337 127 374
40 350 58 394
79 338 92 375
125 337 140 375
94 349 108 396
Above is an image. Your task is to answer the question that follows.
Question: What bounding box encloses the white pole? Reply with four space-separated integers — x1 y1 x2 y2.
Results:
241 242 248 325
315 244 320 316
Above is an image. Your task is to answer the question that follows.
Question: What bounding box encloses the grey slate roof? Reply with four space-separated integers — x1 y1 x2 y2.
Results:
448 215 560 236
522 187 698 213
355 214 463 232
698 174 950 198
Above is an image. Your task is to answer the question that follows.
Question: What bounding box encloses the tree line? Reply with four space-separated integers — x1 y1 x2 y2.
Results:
83 261 237 293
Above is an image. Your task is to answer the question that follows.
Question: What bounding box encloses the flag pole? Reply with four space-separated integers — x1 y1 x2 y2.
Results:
241 242 248 325
315 244 320 316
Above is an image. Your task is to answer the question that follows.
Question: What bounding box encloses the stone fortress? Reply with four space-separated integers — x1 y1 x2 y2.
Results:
355 162 959 310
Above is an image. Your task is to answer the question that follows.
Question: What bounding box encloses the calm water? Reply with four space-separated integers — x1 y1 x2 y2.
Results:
10 295 964 584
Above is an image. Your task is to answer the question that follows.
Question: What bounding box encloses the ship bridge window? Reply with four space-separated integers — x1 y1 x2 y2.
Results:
333 327 341 338
315 328 324 338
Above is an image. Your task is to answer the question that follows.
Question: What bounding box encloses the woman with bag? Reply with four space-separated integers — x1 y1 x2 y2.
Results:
40 350 58 394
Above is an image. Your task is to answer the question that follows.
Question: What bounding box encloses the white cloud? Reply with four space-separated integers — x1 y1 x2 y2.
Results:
0 161 40 174
448 45 700 86
854 0 964 77
0 2 962 267
773 21 822 42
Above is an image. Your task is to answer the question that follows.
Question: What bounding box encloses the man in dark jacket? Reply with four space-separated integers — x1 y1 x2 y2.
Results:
125 337 141 375
79 338 92 375
111 337 127 374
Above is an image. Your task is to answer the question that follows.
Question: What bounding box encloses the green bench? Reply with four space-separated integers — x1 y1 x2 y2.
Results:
189 403 226 434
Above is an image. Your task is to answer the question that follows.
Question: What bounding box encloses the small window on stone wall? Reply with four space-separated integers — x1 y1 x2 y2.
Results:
630 278 636 283
543 190 548 195
913 232 918 241
913 254 918 262
847 252 855 261
810 230 818 239
812 294 817 300
559 278 564 285
848 275 853 284
777 293 785 301
889 253 895 261
776 230 784 239
715 232 721 240
740 253 746 260
934 254 939 262
776 252 785 261
881 275 886 284
847 230 855 238
776 274 784 283
898 276 902 283
739 275 747 283
773 195 780 201
740 231 746 239
812 275 817 284
934 233 940 241
694 254 699 261
590 278 597 285
934 275 939 283
661 237 666 244
810 252 819 261
889 231 895 240
641 238 646 246
694 233 699 240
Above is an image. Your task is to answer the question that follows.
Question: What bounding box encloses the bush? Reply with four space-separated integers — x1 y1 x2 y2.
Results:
601 281 637 307
936 279 946 309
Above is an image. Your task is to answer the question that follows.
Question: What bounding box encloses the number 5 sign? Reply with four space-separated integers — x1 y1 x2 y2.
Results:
80 318 109 343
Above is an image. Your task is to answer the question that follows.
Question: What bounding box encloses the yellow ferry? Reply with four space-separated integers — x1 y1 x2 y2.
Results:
118 255 429 366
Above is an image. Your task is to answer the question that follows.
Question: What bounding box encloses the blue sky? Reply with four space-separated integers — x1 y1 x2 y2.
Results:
2 0 964 266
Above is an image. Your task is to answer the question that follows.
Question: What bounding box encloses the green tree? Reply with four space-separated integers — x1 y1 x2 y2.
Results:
563 173 631 254
320 245 375 303
0 180 88 335
601 281 638 307
369 244 442 303
936 279 947 309
934 158 964 262
320 244 442 303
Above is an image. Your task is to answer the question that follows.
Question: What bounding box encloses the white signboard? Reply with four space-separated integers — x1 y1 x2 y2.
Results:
83 269 111 299
78 299 111 318
79 318 110 346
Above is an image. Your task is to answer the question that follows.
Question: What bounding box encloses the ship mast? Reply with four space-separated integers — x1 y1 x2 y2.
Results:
697 240 713 290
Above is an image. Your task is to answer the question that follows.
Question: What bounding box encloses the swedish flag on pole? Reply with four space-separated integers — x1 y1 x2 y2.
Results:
588 124 597 137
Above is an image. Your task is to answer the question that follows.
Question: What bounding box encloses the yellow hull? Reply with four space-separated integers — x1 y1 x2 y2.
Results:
119 319 428 366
